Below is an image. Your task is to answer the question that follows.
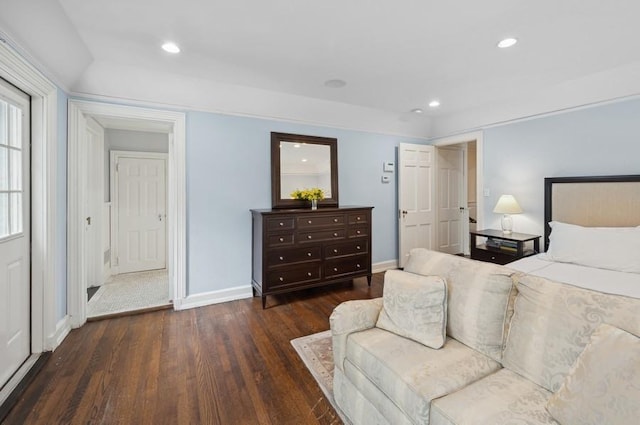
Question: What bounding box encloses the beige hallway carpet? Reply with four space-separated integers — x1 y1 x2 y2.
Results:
291 330 351 425
87 269 171 319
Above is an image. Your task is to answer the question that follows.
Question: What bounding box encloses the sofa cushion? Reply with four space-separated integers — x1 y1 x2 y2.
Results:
345 327 501 424
404 248 516 361
376 270 447 349
546 323 640 425
430 369 558 425
503 274 640 392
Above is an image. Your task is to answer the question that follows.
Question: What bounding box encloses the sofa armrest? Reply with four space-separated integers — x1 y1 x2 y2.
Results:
330 298 383 371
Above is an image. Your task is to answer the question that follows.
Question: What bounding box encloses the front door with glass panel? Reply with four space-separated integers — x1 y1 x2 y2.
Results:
0 78 30 389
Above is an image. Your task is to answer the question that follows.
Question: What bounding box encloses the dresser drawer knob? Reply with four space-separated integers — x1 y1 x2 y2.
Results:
333 232 338 237
333 249 338 253
307 272 312 277
279 237 284 242
279 222 284 226
357 264 361 268
307 235 312 239
356 245 361 250
357 216 361 221
356 230 361 234
279 277 284 282
333 267 338 272
333 218 338 222
307 252 312 256
308 220 312 224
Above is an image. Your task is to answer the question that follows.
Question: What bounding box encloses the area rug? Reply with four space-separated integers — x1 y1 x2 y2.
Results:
291 330 352 425
87 269 171 318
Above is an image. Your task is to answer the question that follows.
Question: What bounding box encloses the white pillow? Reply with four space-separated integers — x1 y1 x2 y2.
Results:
546 221 640 273
376 270 447 349
546 323 640 425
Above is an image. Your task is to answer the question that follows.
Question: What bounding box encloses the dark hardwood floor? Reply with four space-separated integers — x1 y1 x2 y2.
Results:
3 274 384 425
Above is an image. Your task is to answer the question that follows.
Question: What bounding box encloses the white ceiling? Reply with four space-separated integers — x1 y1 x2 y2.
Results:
2 0 640 138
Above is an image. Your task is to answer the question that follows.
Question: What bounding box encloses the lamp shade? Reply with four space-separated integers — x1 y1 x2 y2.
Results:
493 195 523 214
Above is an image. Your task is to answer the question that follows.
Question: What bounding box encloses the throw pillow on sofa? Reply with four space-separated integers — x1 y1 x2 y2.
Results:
546 323 640 425
376 269 447 349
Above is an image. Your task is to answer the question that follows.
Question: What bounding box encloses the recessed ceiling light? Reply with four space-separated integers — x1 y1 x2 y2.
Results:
301 158 308 162
324 79 347 88
497 38 518 49
428 100 440 108
411 108 423 114
162 42 181 53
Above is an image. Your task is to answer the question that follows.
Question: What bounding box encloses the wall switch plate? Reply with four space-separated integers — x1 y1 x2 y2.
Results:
383 161 395 173
381 175 390 183
483 188 491 197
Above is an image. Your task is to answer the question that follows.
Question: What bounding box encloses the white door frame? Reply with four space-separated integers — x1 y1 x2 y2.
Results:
68 100 186 328
110 150 168 275
0 41 59 354
433 131 484 255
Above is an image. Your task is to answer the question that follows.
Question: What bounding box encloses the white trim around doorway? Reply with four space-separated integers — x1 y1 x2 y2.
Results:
67 100 187 328
433 131 484 255
0 41 60 354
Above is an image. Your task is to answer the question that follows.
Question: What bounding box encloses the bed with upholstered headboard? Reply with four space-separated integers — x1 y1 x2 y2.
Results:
509 174 640 299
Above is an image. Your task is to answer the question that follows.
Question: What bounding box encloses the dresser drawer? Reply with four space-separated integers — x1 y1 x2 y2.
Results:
348 225 368 238
267 233 295 247
266 217 295 232
348 213 368 225
299 229 346 243
325 255 368 278
325 241 368 259
297 214 344 228
267 246 322 267
266 264 321 289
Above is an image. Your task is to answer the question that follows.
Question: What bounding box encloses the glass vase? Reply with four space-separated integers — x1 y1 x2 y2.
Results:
311 199 318 210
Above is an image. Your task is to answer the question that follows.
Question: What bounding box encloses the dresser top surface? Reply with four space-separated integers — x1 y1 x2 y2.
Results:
251 206 373 215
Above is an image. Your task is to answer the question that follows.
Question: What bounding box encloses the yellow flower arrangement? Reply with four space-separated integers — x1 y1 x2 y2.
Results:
290 187 325 201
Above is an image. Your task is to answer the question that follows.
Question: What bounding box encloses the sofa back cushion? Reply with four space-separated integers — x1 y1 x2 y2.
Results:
404 249 516 362
503 274 640 392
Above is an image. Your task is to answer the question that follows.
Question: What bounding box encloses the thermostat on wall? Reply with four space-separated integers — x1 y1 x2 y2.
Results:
383 161 395 173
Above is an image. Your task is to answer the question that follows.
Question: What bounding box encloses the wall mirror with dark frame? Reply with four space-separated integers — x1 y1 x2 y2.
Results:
271 132 339 209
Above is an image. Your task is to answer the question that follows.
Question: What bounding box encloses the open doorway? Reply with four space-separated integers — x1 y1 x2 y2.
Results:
67 100 186 327
85 128 171 320
434 132 483 256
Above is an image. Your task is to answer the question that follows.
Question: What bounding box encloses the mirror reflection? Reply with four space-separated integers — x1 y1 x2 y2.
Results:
280 142 332 198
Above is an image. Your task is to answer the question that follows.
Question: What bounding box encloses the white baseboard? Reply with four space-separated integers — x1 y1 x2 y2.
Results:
372 260 398 274
47 315 71 351
175 285 253 311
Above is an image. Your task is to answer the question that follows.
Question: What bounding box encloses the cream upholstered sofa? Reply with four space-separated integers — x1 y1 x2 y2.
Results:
330 249 640 425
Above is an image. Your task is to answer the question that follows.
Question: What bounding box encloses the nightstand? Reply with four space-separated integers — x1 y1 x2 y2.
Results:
470 229 540 265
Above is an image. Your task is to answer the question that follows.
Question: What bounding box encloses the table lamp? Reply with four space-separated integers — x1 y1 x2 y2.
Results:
493 194 522 234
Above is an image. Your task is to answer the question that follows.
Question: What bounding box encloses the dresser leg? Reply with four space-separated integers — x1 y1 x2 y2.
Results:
367 275 372 286
262 296 266 309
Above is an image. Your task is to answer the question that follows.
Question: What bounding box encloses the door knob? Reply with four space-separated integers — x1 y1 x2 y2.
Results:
86 216 91 225
400 210 408 218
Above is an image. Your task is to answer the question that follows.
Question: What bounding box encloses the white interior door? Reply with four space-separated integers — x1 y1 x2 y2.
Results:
84 118 104 289
437 147 464 254
115 155 167 274
398 143 435 268
0 79 31 388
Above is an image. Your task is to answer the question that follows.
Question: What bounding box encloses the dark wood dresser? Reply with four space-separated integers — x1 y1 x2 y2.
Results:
251 206 373 308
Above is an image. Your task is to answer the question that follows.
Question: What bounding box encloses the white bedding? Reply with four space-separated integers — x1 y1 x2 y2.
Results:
508 254 640 299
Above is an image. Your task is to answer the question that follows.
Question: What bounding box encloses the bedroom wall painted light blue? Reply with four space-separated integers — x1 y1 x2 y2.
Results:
186 111 424 295
56 88 68 321
483 97 640 241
